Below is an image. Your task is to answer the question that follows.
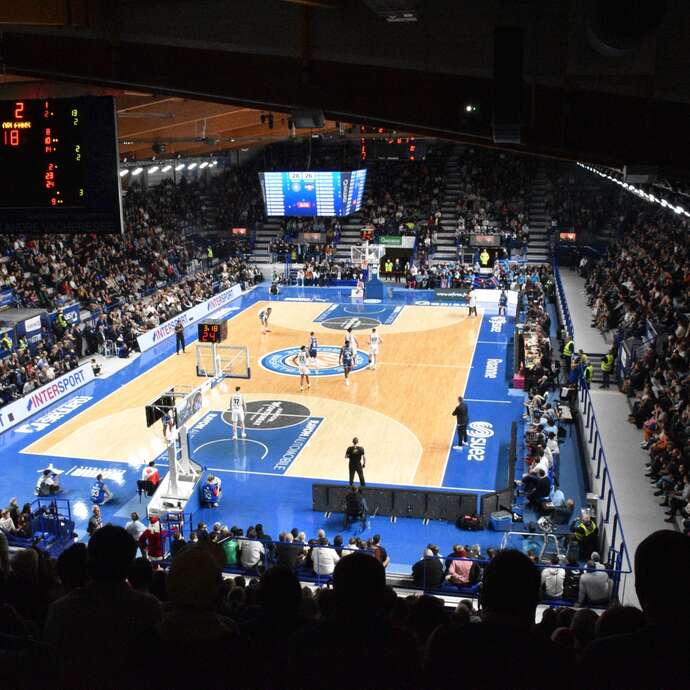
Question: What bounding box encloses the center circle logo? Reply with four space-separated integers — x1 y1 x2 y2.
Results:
260 346 370 377
222 400 311 430
321 316 380 331
467 421 494 438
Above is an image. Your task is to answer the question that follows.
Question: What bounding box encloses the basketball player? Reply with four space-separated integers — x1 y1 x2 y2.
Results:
297 345 311 392
308 331 319 370
368 328 382 370
259 306 272 334
230 385 247 440
345 326 359 353
339 339 354 386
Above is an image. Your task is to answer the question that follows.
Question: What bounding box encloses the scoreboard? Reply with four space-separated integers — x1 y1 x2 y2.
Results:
259 169 367 217
0 96 122 234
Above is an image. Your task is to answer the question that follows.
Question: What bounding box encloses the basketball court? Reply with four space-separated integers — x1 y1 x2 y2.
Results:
0 284 522 568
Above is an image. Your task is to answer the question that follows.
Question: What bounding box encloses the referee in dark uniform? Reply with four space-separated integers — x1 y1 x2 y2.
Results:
452 395 469 449
175 319 185 354
346 437 366 487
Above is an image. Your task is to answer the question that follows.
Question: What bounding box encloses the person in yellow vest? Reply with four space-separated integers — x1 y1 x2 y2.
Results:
583 362 594 386
479 248 490 267
571 509 599 560
206 245 214 269
600 350 615 389
576 349 588 366
0 332 11 352
562 335 575 370
384 259 393 275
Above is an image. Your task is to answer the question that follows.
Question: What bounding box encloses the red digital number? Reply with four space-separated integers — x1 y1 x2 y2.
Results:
14 102 24 120
4 130 20 146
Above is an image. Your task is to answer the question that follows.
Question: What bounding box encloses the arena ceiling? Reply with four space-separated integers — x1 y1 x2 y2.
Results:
1 1 689 177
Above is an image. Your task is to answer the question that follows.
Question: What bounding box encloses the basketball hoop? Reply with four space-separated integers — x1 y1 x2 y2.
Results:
351 241 385 277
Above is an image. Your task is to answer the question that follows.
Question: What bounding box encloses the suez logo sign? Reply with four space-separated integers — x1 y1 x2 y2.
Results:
466 421 495 462
489 316 506 333
484 358 503 379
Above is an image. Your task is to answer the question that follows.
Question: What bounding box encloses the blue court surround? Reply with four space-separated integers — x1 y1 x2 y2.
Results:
0 284 560 569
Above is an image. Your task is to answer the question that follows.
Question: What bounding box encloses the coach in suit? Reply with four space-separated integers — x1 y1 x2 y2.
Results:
452 396 469 449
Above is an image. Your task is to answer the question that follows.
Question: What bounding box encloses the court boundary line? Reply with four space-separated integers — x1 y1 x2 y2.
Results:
463 398 512 404
438 313 482 487
193 437 270 459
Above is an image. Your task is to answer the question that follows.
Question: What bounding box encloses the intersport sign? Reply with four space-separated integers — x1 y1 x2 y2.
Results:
0 363 95 435
136 283 243 353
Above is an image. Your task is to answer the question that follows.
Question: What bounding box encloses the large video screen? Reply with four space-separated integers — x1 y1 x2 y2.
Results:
259 169 367 217
0 96 122 234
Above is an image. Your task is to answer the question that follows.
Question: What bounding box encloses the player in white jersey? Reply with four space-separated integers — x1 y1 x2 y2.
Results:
229 385 247 440
368 328 382 370
345 327 358 353
308 331 319 370
297 345 311 392
259 306 272 334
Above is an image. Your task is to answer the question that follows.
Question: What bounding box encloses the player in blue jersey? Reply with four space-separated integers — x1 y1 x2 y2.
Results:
90 473 113 505
297 345 311 392
339 340 354 387
308 331 319 370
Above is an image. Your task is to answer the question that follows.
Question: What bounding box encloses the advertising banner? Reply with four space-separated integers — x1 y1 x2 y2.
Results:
0 363 95 435
136 283 242 353
378 236 416 248
0 290 14 308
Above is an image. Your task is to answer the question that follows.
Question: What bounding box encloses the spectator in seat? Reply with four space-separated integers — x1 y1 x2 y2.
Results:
582 530 690 689
370 533 389 568
0 508 17 534
288 552 420 690
577 560 611 606
412 545 444 589
239 526 265 572
276 531 305 571
426 550 572 690
445 545 479 587
169 530 187 559
541 554 566 599
128 545 239 689
312 536 340 578
43 525 162 690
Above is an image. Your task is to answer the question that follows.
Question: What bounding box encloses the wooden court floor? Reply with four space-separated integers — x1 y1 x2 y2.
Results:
24 301 481 488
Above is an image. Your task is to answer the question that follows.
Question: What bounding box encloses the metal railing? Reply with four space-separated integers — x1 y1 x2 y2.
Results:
553 261 574 339
576 380 633 600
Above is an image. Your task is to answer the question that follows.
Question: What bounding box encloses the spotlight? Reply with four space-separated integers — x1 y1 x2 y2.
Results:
464 104 477 113
132 167 143 176
148 166 159 174
199 161 209 169
119 169 129 177
175 163 186 171
161 165 172 173
187 162 198 170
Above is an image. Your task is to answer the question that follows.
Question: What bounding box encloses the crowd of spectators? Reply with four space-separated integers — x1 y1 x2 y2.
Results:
0 523 686 690
581 209 690 529
452 148 533 255
0 171 262 407
270 217 341 263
